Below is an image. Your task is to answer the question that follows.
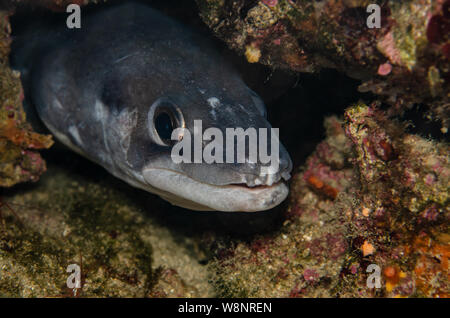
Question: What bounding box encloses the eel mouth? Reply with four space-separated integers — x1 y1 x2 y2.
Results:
142 168 289 212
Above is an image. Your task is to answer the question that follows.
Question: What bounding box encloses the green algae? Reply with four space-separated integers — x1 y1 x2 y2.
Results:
0 157 213 297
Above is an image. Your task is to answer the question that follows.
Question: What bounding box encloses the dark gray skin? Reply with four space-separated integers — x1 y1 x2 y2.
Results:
13 3 292 211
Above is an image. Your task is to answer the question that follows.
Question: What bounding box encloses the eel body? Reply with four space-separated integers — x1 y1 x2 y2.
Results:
12 3 292 211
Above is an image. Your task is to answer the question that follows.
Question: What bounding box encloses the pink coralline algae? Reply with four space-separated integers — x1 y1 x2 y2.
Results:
261 0 278 8
303 269 319 283
208 104 449 297
208 116 353 297
377 63 392 76
340 103 448 297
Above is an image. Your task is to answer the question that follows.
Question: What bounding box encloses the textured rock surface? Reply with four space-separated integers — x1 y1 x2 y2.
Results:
0 158 214 297
197 0 450 129
0 0 448 298
0 10 53 187
207 106 449 297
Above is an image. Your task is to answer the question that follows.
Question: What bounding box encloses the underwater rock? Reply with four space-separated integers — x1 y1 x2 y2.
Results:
0 161 213 297
0 10 53 187
207 104 449 297
341 103 449 297
197 0 450 129
0 0 448 298
206 116 355 297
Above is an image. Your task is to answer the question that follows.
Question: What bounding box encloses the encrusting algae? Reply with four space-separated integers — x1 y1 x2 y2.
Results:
207 104 448 298
0 0 448 298
198 0 450 130
0 10 53 187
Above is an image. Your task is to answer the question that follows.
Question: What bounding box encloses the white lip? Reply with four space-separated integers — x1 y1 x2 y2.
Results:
142 168 289 212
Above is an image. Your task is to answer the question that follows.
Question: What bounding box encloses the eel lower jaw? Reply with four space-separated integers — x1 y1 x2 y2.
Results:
141 168 289 212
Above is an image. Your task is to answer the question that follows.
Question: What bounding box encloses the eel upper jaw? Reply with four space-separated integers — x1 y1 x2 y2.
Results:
141 168 289 212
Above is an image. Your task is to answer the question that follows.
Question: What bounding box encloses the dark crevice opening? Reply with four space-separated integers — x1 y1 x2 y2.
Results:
7 1 382 237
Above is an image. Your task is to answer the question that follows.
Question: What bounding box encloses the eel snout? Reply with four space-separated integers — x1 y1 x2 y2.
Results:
142 168 289 212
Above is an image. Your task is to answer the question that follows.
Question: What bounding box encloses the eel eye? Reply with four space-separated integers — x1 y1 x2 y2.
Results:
148 98 185 147
155 112 174 142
